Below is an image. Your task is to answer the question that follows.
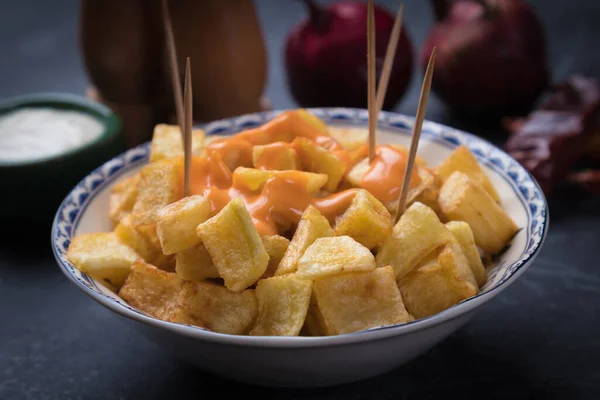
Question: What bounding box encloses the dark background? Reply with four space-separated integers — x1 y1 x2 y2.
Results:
1 0 599 399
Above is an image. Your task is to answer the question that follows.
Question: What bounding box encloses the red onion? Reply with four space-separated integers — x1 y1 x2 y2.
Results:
285 0 414 110
422 0 549 117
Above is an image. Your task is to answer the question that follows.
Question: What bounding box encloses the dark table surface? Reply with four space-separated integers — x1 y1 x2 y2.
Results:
1 0 600 399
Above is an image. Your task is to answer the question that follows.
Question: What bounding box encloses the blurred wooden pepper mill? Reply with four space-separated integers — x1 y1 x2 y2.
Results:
80 0 269 148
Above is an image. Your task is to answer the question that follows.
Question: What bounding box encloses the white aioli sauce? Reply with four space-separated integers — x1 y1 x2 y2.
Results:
0 107 104 162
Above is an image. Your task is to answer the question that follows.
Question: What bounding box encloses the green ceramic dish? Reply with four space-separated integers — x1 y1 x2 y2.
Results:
0 92 124 232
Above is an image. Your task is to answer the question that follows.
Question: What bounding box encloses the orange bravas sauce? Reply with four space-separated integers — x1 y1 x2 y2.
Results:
185 110 421 236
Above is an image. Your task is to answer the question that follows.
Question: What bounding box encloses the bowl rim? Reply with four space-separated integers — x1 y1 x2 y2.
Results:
0 92 122 167
51 107 549 348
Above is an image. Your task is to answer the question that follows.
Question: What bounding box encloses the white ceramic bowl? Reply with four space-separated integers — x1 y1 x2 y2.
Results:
52 108 548 388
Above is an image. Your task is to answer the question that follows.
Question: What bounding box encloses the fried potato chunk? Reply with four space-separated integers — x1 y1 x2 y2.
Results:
150 124 205 162
302 289 329 336
438 171 519 255
328 127 368 150
334 189 392 249
293 137 346 192
439 238 478 288
175 244 220 281
399 241 478 319
118 259 182 320
196 134 231 156
388 144 428 167
312 266 411 335
131 224 175 272
344 157 369 188
296 236 376 279
156 195 210 255
134 223 161 249
203 134 230 148
275 205 333 276
296 109 329 135
169 280 257 335
376 202 452 281
109 174 140 225
67 232 139 288
131 159 182 227
345 146 428 188
446 221 487 287
153 253 176 273
232 167 328 193
261 235 291 279
410 174 442 216
252 142 299 171
196 198 269 292
385 167 437 213
114 214 160 263
249 275 312 336
346 158 434 213
435 145 500 202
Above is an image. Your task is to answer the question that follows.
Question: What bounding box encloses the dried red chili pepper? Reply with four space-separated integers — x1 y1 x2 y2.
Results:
566 169 600 193
581 125 600 164
503 75 600 195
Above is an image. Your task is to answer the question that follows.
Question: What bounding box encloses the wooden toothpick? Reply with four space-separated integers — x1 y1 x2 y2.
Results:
160 0 185 136
375 4 404 116
367 0 377 162
394 47 436 223
183 57 193 197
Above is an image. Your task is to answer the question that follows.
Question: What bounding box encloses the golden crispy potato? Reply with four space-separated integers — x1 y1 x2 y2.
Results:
196 134 231 157
203 134 230 147
131 159 182 227
150 124 205 162
312 266 411 335
388 144 428 168
334 189 392 249
399 241 479 319
169 280 257 335
344 157 369 188
118 259 182 320
446 221 487 287
435 145 500 202
296 236 376 279
175 244 220 281
328 127 368 150
296 109 329 135
376 202 452 281
384 167 437 214
109 174 140 225
232 167 328 193
439 238 478 288
252 143 299 171
438 171 519 255
206 137 254 171
156 195 210 255
302 289 329 336
410 173 442 216
275 205 333 276
261 235 291 279
131 224 176 272
67 232 139 288
346 157 434 212
345 146 369 171
114 214 160 263
196 198 269 292
294 137 346 192
249 275 312 336
153 253 176 272
345 145 428 188
133 224 163 254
